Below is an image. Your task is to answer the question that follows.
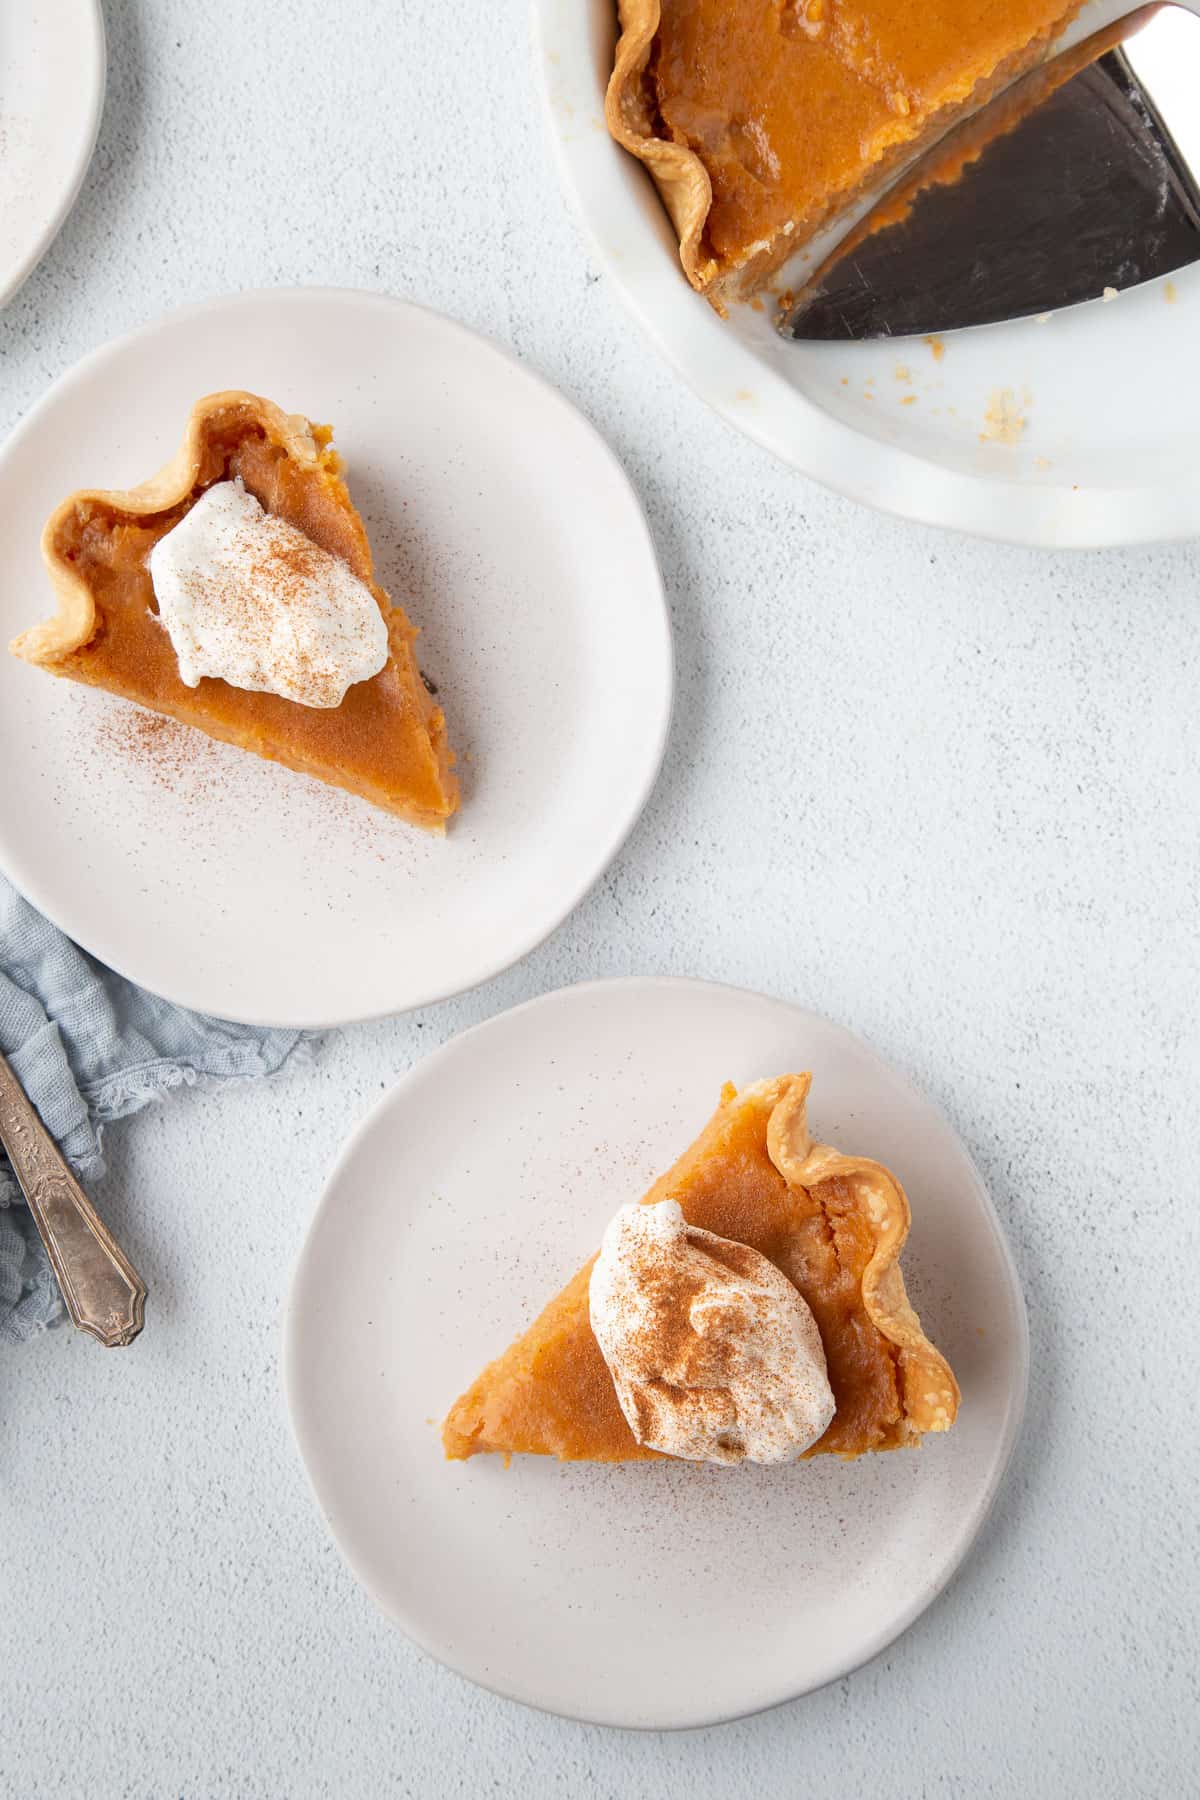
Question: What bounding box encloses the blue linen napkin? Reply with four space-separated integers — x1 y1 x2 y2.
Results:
0 873 312 1344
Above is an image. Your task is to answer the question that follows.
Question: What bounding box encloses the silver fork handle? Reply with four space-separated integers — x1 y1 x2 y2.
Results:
0 1050 146 1346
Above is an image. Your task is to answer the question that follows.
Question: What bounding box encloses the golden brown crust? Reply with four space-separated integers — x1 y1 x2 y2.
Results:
603 0 720 295
14 393 330 667
764 1076 960 1437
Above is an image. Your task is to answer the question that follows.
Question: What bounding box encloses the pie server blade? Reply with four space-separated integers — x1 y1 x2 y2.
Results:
777 4 1200 341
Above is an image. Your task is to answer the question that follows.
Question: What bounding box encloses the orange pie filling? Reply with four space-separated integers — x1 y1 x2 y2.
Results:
443 1076 959 1464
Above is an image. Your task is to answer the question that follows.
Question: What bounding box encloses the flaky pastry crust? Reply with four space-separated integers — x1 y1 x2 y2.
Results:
604 0 719 296
762 1074 960 1437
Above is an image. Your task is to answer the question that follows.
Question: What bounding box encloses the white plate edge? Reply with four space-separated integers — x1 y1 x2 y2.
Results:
0 0 107 310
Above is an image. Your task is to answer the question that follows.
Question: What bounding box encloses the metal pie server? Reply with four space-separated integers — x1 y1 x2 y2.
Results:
0 1050 146 1346
778 1 1200 340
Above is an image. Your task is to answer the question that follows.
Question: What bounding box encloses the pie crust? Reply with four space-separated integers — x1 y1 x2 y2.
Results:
12 392 459 829
443 1073 959 1462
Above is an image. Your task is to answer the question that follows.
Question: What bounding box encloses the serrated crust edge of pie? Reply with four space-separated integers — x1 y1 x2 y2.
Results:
604 0 723 298
761 1073 960 1437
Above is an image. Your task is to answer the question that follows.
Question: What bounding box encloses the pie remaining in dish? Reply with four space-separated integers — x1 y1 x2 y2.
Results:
443 1073 959 1462
605 0 1084 308
11 392 459 829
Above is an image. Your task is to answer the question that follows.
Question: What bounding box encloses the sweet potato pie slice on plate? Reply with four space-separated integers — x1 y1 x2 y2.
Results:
11 391 458 829
444 1072 959 1464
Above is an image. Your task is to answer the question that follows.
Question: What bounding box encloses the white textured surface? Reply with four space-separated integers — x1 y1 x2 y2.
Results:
1 1 1197 1794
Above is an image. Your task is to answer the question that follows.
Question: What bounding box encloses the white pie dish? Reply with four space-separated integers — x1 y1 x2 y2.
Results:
532 0 1200 547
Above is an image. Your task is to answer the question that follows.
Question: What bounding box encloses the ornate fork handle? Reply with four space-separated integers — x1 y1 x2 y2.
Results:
0 1050 146 1346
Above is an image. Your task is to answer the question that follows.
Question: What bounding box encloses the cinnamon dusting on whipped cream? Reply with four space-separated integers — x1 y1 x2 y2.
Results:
588 1200 835 1464
148 479 388 707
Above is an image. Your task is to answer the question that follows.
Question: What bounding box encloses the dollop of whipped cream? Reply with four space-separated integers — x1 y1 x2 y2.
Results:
148 479 388 708
588 1200 835 1465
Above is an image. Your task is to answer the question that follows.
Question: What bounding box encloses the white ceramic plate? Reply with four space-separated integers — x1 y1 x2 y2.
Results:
284 977 1028 1728
533 0 1200 547
0 289 671 1027
0 1 105 307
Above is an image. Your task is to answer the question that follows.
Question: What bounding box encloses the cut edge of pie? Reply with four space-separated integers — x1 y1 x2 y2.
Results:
604 0 1084 312
442 1072 960 1464
12 391 459 831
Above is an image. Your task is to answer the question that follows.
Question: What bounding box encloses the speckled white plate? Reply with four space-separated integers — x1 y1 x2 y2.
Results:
283 977 1028 1728
0 288 671 1026
533 0 1200 546
0 0 106 307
